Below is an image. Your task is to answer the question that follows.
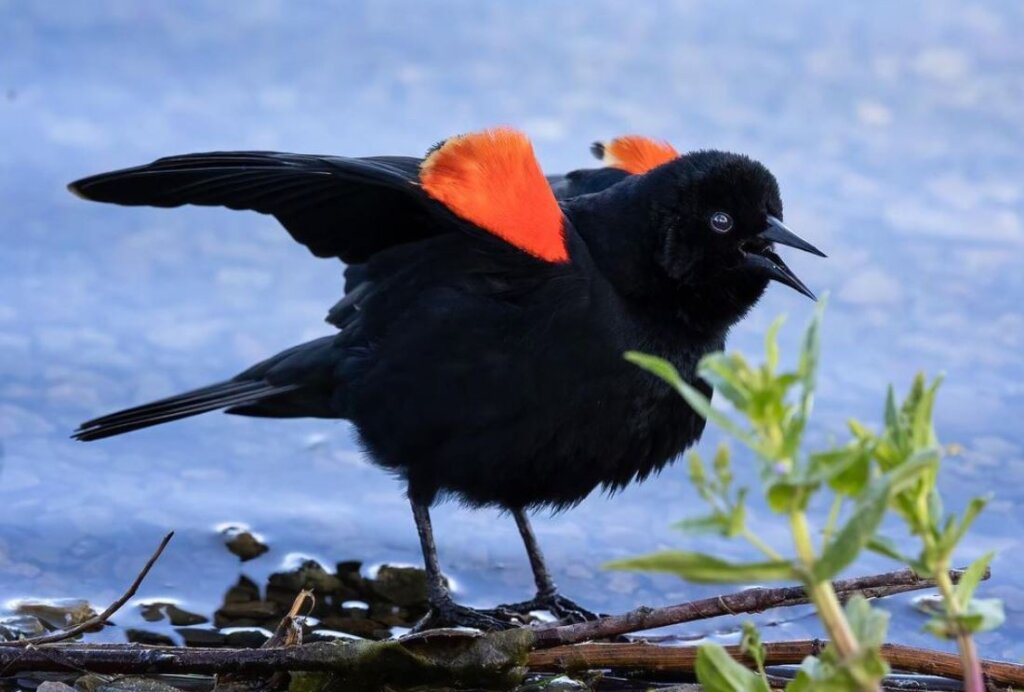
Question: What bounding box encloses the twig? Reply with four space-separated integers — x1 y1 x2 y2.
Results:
528 639 1024 687
0 638 1021 687
8 532 174 647
533 566 984 648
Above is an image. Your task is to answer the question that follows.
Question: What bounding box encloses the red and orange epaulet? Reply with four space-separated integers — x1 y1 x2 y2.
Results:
420 127 568 263
591 135 679 175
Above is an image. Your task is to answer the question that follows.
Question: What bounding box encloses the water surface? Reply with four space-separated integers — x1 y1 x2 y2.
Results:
1 0 1022 658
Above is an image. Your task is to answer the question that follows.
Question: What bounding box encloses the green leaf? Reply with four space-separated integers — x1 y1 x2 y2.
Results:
888 449 941 492
688 451 709 495
624 351 758 448
740 621 767 675
814 478 889 581
955 552 994 604
807 445 870 497
797 297 826 413
845 595 890 649
924 598 1004 638
884 385 899 431
713 443 733 488
866 535 917 567
910 376 942 449
701 354 753 408
765 316 785 374
695 643 771 692
766 480 810 514
624 351 682 385
605 550 795 584
951 495 991 548
961 598 1005 634
847 418 875 441
727 490 748 537
673 514 730 536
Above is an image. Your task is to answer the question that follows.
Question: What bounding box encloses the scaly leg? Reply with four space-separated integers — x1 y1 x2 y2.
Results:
408 500 517 632
494 508 600 623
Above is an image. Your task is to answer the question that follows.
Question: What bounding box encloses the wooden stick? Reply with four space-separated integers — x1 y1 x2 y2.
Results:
8 532 174 647
533 567 983 648
528 640 1024 687
1 639 1021 687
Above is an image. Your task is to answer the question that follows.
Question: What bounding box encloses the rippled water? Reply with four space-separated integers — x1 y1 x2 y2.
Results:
2 0 1022 660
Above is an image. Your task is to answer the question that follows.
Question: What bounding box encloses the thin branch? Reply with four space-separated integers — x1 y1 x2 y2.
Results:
528 639 1024 688
8 532 174 647
532 566 985 648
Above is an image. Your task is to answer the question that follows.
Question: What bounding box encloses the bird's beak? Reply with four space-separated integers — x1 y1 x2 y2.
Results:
743 216 825 301
762 216 826 258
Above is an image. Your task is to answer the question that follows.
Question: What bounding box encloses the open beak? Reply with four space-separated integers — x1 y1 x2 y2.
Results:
742 215 825 300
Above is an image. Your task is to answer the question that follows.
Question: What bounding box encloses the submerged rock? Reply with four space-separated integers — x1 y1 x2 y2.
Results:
13 599 97 630
139 602 209 626
124 628 175 647
223 530 269 562
0 614 47 641
371 565 429 608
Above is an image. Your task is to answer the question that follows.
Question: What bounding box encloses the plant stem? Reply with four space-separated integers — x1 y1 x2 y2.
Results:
936 563 985 692
742 528 783 561
822 495 843 548
790 511 877 690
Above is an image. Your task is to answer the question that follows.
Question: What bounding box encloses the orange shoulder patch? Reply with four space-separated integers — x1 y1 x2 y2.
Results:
593 135 679 175
420 127 568 263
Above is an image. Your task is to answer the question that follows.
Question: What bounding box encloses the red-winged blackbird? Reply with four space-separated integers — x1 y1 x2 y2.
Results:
69 129 823 629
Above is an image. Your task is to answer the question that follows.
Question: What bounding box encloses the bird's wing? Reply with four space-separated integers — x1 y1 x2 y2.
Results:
70 152 432 263
69 128 568 265
548 135 680 199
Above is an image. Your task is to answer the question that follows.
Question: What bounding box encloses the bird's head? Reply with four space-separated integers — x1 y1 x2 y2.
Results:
571 149 824 333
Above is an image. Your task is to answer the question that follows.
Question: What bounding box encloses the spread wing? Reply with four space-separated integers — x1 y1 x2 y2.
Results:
69 128 568 266
549 135 680 199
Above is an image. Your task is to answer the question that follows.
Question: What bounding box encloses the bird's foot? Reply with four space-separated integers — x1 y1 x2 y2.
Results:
411 597 522 633
495 591 601 624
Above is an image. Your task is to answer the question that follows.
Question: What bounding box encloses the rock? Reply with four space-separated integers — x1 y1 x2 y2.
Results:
319 615 393 640
36 682 76 692
165 604 208 626
222 627 271 648
910 593 944 616
84 676 183 692
267 560 344 595
214 599 279 628
138 602 208 626
176 627 226 647
223 575 261 603
223 530 269 562
371 565 429 608
125 629 175 646
14 599 96 629
517 675 591 691
0 614 47 640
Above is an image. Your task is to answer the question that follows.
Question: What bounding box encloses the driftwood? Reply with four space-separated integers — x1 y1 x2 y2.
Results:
0 544 1004 690
528 639 1024 688
533 566 983 647
2 637 1023 687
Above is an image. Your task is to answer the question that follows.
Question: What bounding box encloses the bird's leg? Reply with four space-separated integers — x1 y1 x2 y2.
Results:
494 509 601 623
408 500 517 632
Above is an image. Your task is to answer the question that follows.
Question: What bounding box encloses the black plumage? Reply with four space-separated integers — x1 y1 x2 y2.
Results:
69 131 823 628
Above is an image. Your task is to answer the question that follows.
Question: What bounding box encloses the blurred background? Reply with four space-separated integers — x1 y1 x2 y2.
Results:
1 0 1022 656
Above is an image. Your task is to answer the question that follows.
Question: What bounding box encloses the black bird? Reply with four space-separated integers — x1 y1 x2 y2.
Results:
69 128 824 629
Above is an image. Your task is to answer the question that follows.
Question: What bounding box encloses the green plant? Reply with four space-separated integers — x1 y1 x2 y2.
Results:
608 300 1000 691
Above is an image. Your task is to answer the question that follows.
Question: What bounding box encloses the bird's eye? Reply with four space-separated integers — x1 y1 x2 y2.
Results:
710 212 733 233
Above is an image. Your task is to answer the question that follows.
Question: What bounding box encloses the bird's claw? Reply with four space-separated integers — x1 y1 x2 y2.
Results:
411 599 522 633
494 592 601 624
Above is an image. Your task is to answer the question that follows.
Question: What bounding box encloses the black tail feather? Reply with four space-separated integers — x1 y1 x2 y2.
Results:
73 380 301 441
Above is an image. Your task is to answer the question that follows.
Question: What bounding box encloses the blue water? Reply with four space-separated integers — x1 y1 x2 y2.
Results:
1 0 1022 661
